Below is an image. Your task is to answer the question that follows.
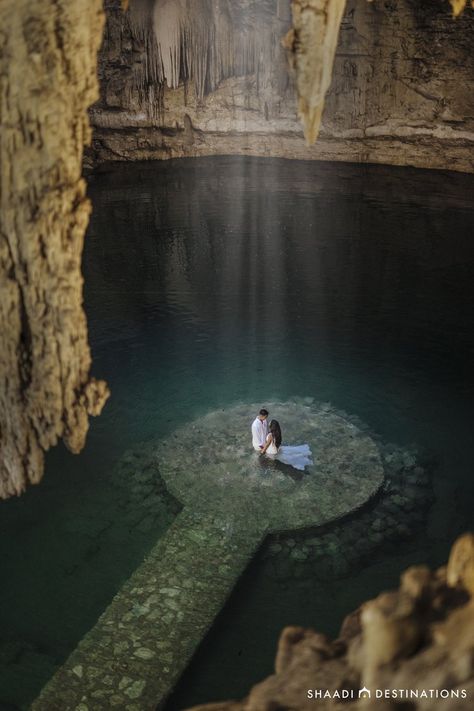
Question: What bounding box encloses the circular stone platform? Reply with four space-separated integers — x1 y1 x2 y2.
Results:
33 401 386 711
153 400 384 533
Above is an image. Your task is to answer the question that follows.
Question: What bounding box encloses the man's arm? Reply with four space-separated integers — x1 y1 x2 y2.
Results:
252 420 264 449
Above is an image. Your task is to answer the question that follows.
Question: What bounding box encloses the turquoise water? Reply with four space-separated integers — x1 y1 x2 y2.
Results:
1 157 474 709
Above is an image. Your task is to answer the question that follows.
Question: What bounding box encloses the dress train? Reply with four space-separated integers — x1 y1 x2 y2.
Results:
276 444 313 471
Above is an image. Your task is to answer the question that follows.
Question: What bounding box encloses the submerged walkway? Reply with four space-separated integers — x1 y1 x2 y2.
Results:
32 401 384 710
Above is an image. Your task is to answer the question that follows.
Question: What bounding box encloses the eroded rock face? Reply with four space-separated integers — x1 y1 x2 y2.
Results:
88 0 474 172
0 0 109 498
188 533 474 711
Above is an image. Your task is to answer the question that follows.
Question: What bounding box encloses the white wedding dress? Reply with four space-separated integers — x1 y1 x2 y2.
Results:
264 434 313 471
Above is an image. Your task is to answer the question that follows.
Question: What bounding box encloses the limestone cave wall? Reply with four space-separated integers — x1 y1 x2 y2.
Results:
189 533 474 711
0 0 109 499
88 0 474 172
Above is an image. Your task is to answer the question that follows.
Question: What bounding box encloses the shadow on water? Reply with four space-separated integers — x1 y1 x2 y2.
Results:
260 456 306 482
1 157 474 709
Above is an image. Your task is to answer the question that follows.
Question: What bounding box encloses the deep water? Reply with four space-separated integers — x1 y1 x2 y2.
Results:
1 157 474 710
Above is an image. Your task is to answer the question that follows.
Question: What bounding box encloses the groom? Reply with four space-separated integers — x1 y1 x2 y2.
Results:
251 408 269 452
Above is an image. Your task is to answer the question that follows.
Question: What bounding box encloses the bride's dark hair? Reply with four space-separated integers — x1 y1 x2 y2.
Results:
269 419 282 448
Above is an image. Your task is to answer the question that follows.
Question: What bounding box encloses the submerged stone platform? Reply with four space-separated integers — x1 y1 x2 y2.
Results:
154 401 384 532
32 401 384 710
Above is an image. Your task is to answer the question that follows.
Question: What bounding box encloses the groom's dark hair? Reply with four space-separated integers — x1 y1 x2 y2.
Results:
259 408 269 416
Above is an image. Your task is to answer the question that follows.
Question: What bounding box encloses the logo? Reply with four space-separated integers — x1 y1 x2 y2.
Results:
307 687 469 702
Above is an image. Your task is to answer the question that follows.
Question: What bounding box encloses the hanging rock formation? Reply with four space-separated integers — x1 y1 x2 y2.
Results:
450 0 472 15
284 0 347 144
88 0 474 172
0 0 109 499
189 533 474 711
286 0 471 144
123 0 288 121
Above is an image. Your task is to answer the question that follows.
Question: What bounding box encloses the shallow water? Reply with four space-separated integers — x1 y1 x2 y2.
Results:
1 157 474 709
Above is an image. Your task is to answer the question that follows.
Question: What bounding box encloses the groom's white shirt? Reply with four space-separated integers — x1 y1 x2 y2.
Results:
252 417 268 451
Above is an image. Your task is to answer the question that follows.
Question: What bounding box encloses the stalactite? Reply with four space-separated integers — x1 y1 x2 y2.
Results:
284 0 347 144
151 0 237 97
284 0 471 144
153 0 183 90
450 0 467 15
121 0 473 139
127 0 292 115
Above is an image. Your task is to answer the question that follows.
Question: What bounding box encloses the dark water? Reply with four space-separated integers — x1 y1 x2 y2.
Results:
1 156 474 709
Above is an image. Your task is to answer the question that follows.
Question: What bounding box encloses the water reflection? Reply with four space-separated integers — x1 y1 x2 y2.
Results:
86 157 474 383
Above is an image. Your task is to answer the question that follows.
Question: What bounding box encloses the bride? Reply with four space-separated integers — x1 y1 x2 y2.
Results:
260 419 313 471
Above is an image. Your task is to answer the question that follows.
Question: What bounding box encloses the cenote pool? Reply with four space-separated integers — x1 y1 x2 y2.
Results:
1 156 474 709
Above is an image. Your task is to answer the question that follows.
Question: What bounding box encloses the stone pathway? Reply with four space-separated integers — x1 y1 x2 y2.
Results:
32 401 384 710
32 507 265 711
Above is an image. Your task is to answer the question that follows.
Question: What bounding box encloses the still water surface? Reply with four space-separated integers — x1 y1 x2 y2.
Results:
1 157 474 709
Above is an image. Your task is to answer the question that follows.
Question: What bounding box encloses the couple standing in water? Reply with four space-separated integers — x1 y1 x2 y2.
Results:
251 408 313 471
